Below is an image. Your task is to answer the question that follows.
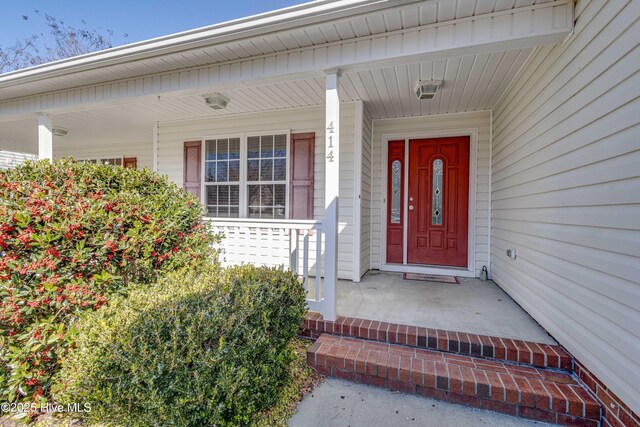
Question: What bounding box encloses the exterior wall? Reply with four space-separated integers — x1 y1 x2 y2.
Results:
370 111 491 276
54 140 153 170
0 150 37 170
491 0 640 416
359 106 373 278
156 103 358 280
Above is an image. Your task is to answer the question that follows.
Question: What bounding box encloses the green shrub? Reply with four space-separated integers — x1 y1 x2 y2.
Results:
53 264 307 427
0 159 218 405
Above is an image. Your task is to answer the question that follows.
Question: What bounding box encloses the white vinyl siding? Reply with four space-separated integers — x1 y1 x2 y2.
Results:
491 0 640 415
0 150 37 170
54 140 152 169
156 103 357 280
360 106 373 278
370 111 491 276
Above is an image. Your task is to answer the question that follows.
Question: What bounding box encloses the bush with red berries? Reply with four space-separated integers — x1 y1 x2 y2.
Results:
0 159 218 406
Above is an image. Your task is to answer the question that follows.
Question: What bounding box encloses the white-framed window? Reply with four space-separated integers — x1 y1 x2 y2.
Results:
203 132 289 219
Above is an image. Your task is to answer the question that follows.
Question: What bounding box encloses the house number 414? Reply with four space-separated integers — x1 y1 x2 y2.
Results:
326 121 335 163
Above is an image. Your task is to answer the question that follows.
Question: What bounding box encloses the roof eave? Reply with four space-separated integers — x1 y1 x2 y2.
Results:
0 0 417 89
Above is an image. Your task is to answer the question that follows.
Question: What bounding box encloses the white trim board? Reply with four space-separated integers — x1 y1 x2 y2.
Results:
352 100 363 282
380 128 479 276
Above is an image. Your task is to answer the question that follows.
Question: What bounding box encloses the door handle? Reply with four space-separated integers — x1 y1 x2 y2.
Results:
409 205 414 211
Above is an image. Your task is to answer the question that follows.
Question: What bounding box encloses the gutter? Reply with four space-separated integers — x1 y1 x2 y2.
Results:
0 0 420 89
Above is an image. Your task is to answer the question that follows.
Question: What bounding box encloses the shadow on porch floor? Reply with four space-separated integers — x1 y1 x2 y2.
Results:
333 270 555 345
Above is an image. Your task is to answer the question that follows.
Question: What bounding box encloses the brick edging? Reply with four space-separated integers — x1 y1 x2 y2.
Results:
574 360 640 427
302 312 571 370
309 334 601 427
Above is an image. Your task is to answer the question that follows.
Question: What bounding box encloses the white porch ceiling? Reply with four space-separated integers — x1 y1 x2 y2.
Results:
0 0 554 101
0 47 532 151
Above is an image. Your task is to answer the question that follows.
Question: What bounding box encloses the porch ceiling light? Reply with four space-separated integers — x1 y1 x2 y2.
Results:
52 127 68 137
202 93 229 110
415 80 442 100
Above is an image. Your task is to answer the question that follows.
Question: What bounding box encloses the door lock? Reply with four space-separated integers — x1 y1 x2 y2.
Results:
409 205 414 210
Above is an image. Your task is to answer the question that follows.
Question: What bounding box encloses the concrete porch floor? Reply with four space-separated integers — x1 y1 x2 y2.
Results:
333 270 556 345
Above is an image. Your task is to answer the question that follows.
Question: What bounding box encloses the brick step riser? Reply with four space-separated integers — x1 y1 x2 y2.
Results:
308 334 601 427
303 313 572 371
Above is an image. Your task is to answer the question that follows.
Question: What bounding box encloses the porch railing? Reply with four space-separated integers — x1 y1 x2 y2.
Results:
207 218 324 313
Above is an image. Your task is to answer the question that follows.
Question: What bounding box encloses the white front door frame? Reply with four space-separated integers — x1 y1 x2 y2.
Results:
380 128 478 278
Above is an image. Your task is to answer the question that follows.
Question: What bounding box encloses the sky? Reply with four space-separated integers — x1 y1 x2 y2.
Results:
0 0 304 48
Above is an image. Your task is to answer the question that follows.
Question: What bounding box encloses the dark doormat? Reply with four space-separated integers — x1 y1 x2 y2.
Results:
403 273 459 284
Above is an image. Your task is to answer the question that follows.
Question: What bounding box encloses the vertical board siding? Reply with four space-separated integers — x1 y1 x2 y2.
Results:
54 140 153 170
491 0 640 415
156 104 357 279
360 106 373 277
370 111 491 276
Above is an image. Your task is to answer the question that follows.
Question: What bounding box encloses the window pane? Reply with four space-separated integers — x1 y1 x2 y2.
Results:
206 186 217 205
274 184 286 207
432 159 443 225
274 158 286 181
205 140 216 161
274 134 287 157
230 185 239 206
261 207 274 219
218 185 229 205
205 184 239 218
216 139 228 160
260 159 273 181
248 136 260 159
260 185 272 206
248 185 261 207
216 161 228 182
260 135 273 157
206 163 216 182
248 206 260 218
391 160 401 224
229 138 240 160
218 207 229 218
247 160 259 181
229 160 240 182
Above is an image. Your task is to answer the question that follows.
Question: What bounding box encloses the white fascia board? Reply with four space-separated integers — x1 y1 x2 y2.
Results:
0 0 417 89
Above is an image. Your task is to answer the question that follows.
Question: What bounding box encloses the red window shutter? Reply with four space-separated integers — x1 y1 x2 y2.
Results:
183 141 202 202
290 132 315 219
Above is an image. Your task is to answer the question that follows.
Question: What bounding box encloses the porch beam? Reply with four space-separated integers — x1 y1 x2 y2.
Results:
0 0 574 118
37 114 53 161
323 69 340 322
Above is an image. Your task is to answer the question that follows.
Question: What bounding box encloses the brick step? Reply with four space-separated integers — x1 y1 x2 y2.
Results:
303 312 572 371
308 334 601 427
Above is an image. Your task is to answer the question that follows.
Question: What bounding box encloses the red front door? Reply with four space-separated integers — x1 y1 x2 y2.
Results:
407 137 469 267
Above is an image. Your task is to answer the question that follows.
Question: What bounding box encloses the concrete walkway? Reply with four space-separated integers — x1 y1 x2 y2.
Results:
335 271 556 344
289 378 555 427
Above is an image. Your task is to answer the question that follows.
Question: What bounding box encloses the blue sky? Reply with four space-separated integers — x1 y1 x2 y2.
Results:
0 0 303 48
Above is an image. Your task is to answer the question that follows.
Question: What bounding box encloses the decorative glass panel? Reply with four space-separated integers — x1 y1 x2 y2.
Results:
432 159 443 225
390 160 401 224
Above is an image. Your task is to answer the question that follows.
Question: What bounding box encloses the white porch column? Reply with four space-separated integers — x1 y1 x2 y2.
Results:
323 69 340 321
37 114 53 161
